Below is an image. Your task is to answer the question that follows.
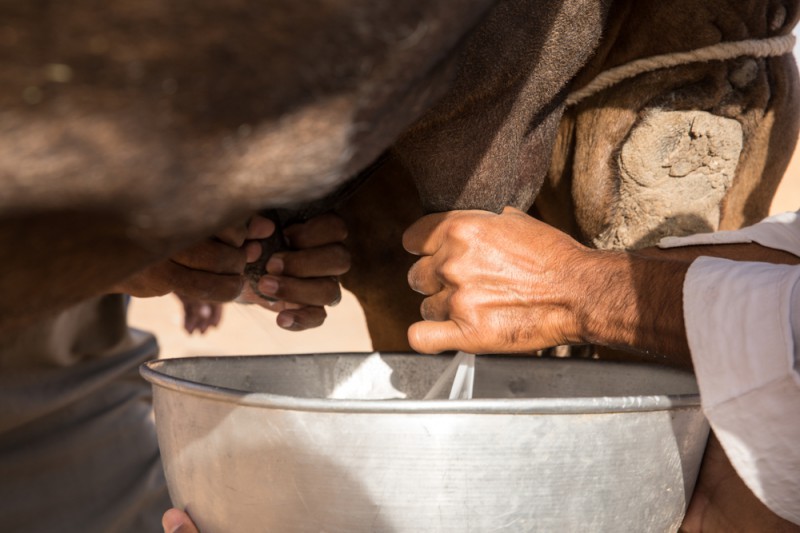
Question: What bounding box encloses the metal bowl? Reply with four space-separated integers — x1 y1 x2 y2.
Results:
141 353 709 532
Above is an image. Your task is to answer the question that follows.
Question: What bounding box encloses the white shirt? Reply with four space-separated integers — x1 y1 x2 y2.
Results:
659 211 800 525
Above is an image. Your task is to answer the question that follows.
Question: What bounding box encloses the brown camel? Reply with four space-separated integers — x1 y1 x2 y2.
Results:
0 0 608 332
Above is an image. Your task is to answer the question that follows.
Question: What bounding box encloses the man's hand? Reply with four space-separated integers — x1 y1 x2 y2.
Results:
162 508 199 533
403 207 593 354
403 206 692 358
237 213 351 331
112 212 350 333
110 215 275 302
680 434 800 532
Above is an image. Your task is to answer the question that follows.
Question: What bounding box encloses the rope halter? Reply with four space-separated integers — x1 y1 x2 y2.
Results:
566 33 796 107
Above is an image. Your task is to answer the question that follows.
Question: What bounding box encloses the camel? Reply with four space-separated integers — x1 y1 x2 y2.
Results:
3 2 796 341
0 0 608 332
1 2 798 530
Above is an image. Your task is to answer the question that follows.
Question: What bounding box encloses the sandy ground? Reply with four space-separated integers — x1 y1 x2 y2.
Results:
129 143 800 357
770 144 800 214
129 288 373 357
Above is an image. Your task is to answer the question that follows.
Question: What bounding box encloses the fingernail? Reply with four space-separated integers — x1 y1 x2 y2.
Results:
266 254 284 275
248 216 276 239
245 242 262 263
259 276 279 295
162 510 185 533
277 313 295 328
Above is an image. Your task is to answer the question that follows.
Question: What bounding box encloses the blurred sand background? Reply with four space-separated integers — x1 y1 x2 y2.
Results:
131 33 800 357
130 288 373 357
129 149 800 358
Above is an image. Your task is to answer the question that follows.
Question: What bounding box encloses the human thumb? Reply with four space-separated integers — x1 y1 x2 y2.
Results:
162 508 200 533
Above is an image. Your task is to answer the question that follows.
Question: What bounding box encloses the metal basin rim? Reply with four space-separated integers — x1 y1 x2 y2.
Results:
140 354 702 415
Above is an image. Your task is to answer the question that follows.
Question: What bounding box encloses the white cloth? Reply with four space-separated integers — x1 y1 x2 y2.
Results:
658 212 800 524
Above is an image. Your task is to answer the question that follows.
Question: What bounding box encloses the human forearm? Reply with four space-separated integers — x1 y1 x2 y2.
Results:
634 243 800 266
403 208 799 361
578 241 799 364
403 207 692 358
576 249 692 365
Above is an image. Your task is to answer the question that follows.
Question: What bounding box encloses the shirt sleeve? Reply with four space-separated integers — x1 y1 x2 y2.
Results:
684 257 800 524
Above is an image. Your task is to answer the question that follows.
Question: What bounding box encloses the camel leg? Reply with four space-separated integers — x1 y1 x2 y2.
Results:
338 157 423 352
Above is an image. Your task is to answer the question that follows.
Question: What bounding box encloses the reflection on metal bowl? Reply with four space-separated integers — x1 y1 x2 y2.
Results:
141 353 709 533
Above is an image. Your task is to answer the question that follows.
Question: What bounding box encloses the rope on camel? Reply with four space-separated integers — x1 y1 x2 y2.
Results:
566 33 796 107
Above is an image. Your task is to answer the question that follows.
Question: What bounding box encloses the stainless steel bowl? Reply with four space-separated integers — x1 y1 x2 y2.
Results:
141 353 709 532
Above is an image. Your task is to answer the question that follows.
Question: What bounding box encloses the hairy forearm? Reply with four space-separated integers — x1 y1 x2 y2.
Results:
403 208 800 359
574 250 691 366
571 242 799 368
634 243 800 266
